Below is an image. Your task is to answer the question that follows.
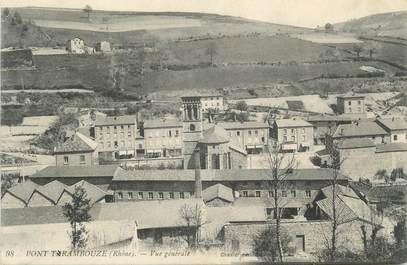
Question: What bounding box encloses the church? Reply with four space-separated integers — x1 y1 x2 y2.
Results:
181 96 248 169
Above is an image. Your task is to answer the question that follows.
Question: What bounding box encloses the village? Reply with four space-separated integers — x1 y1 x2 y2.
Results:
1 5 407 264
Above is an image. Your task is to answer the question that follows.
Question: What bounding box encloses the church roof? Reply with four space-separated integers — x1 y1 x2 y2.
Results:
199 125 229 144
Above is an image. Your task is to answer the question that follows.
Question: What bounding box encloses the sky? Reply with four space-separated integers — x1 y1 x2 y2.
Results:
1 0 407 28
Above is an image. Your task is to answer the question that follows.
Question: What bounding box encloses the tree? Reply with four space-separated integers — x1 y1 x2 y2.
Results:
62 185 92 249
13 11 22 24
252 225 292 262
3 8 10 18
353 45 363 58
235 100 248 113
325 23 334 32
178 203 208 248
83 5 92 20
1 174 16 196
264 143 297 261
205 42 218 66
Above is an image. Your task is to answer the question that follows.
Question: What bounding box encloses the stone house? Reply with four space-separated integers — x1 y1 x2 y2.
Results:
200 94 225 113
336 92 365 114
217 121 270 154
94 115 138 161
95 41 111 52
376 118 407 143
272 119 314 152
54 132 98 167
142 119 183 158
66 37 85 54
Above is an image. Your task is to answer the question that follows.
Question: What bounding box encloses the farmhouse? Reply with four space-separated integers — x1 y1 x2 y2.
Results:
376 117 407 143
54 132 98 167
95 41 111 52
66 37 85 54
272 119 314 152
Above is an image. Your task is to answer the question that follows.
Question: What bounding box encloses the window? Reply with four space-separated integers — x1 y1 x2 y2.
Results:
268 191 274 197
394 135 398 141
405 134 407 140
242 191 248 197
80 155 86 164
358 100 361 105
302 128 305 133
255 191 261 197
291 129 294 133
107 142 111 148
261 137 265 143
169 192 174 199
255 130 258 135
114 126 117 130
291 136 295 141
159 192 164 199
114 141 118 148
306 190 311 197
169 130 172 137
138 192 143 199
302 135 306 141
348 101 351 106
120 125 124 130
248 131 252 136
128 131 132 137
284 136 288 142
175 130 179 137
63 156 69 165
148 192 153 200
284 129 287 134
282 190 287 197
237 131 240 136
118 192 123 200
190 124 196 131
128 192 133 199
291 190 296 197
180 192 185 199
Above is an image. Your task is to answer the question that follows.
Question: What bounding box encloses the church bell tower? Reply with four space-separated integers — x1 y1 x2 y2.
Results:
181 96 203 169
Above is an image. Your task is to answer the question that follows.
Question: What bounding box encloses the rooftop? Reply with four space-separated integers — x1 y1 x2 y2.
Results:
337 138 376 149
202 183 234 203
54 132 97 154
66 180 108 204
377 118 407 131
217 121 270 130
143 119 182 129
113 168 348 182
95 115 137 126
199 125 230 144
2 180 39 203
274 119 313 128
376 143 407 153
333 121 388 138
35 180 69 203
337 92 365 99
30 165 119 179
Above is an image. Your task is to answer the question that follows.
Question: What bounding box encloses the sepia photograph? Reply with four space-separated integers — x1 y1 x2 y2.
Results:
0 0 407 264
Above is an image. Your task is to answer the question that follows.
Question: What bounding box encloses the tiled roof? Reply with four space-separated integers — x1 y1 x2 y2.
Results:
232 197 313 209
199 125 229 144
54 132 97 154
143 119 182 129
113 168 348 182
2 180 39 203
1 206 67 226
333 121 388 138
95 115 137 126
366 185 406 204
307 114 355 122
35 180 69 203
30 165 119 179
203 183 234 203
337 138 376 149
66 180 108 204
217 121 270 130
376 143 407 153
90 198 205 229
377 118 407 131
317 184 380 225
275 119 313 128
337 92 365 99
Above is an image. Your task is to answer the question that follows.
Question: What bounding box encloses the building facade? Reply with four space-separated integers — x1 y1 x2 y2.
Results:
336 93 365 114
272 119 314 152
95 41 111 52
200 95 225 113
376 118 407 143
94 115 138 161
66 38 85 54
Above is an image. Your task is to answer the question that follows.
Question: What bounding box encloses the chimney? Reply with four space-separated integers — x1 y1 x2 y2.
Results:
194 147 202 199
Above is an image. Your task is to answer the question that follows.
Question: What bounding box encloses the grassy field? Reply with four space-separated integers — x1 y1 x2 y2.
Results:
293 32 362 44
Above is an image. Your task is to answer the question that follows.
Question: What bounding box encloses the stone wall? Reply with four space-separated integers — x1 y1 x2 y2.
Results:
223 220 377 256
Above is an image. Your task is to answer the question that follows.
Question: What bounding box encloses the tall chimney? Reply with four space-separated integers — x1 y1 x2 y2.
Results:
194 147 202 198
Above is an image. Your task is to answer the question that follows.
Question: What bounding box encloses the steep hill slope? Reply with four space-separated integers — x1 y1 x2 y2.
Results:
335 11 407 39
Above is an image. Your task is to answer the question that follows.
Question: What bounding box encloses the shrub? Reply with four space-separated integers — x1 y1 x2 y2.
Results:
252 225 292 262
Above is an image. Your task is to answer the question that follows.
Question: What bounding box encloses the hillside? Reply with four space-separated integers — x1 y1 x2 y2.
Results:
2 7 309 48
335 11 407 39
